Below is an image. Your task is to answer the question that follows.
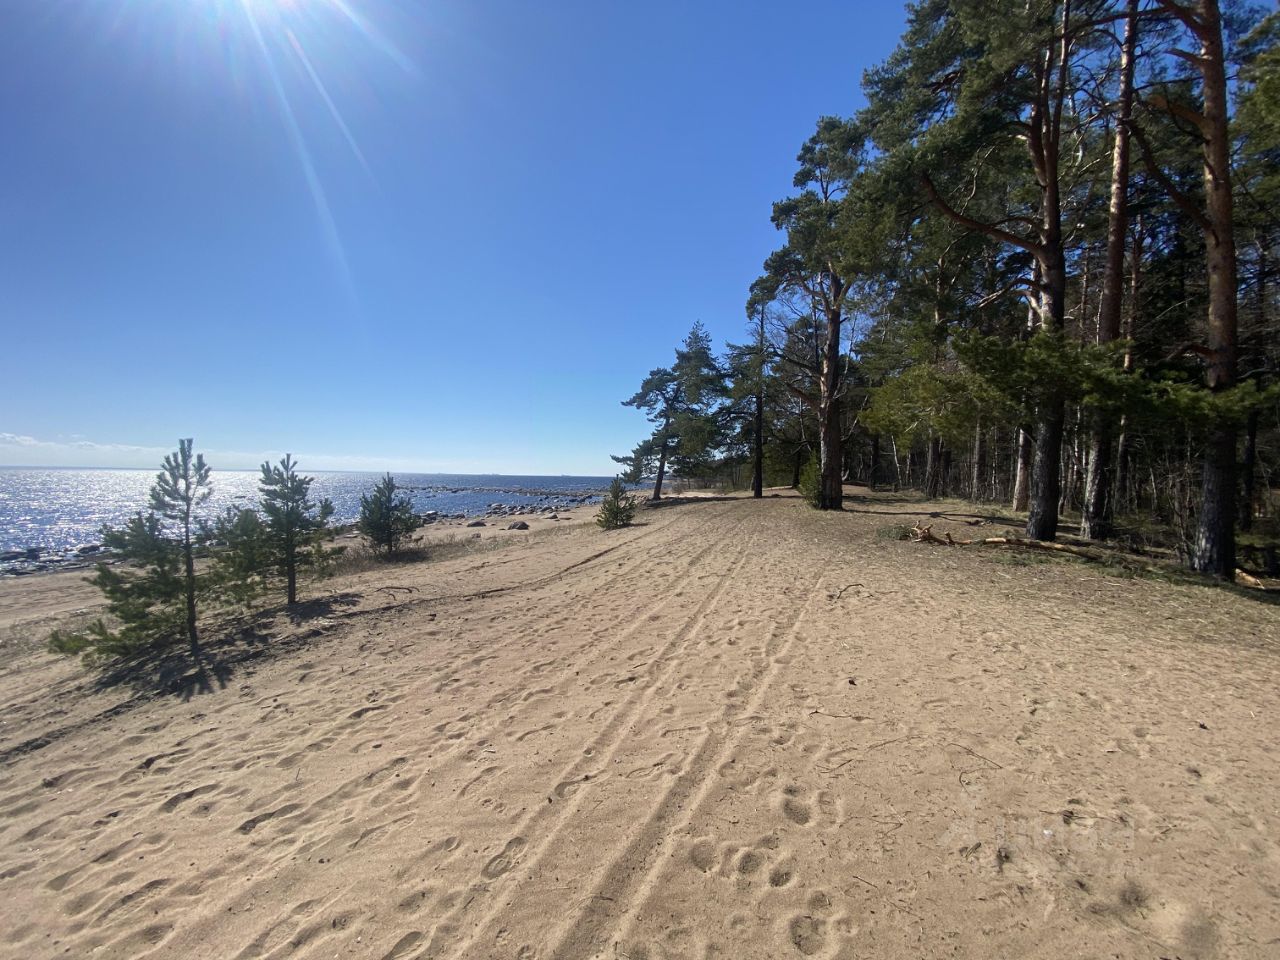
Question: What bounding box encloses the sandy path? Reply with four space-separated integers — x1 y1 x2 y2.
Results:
0 492 1277 959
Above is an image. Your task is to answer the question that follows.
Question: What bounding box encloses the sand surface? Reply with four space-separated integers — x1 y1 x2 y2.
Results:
1 490 1278 959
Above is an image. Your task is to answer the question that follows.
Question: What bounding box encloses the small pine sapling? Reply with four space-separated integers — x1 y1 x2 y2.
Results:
358 473 422 556
596 477 639 530
258 455 336 603
49 439 214 661
208 506 272 606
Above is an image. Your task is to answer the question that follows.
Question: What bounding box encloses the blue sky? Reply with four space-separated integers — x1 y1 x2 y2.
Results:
1 0 908 474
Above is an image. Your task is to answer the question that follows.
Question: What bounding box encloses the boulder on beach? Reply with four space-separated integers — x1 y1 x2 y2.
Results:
507 521 529 531
466 520 486 528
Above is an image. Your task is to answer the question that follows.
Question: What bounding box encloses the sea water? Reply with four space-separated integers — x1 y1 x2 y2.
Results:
0 468 611 556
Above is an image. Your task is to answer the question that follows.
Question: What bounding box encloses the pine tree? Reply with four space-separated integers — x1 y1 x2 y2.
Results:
149 439 212 654
258 455 335 604
49 439 213 662
596 477 638 529
209 506 271 606
358 473 422 556
614 323 727 499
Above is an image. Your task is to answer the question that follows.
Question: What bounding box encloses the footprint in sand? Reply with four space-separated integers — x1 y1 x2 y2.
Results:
788 915 826 956
688 833 791 884
482 837 526 879
160 783 218 812
689 839 717 873
781 787 811 826
776 784 842 830
553 771 600 800
380 931 424 960
784 890 845 956
237 802 302 835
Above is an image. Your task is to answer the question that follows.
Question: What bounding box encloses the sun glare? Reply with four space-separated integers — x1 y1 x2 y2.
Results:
152 0 414 300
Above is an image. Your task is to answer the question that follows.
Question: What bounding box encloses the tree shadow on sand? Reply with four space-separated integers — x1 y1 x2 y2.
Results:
92 592 363 702
0 593 365 767
842 491 1022 526
643 495 740 510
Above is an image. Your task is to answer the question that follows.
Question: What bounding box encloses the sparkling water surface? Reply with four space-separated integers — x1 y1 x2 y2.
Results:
0 468 611 554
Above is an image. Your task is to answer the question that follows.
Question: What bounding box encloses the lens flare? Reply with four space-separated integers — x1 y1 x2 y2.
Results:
125 0 412 304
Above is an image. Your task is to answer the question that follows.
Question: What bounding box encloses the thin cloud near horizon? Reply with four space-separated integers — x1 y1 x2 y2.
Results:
0 433 599 476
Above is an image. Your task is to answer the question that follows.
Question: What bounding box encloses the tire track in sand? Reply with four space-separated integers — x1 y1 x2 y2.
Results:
420 526 759 958
542 571 825 960
357 509 755 776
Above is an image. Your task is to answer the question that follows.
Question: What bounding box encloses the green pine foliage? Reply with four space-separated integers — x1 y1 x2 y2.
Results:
797 455 821 508
49 439 214 661
257 455 336 603
49 512 186 659
358 473 422 556
596 477 639 529
209 506 272 606
613 323 729 499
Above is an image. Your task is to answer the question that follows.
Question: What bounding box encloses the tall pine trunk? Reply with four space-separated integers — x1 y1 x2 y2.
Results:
970 421 984 502
1082 0 1137 540
1189 0 1238 579
652 438 669 502
752 309 765 498
1027 246 1067 540
1025 0 1072 541
1013 427 1032 511
752 390 764 498
816 301 844 510
1240 410 1258 532
925 436 944 499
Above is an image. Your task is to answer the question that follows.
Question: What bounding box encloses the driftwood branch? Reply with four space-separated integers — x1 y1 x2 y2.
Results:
908 522 1268 590
909 522 1104 558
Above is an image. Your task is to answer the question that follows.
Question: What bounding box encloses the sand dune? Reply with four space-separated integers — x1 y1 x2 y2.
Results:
1 490 1278 959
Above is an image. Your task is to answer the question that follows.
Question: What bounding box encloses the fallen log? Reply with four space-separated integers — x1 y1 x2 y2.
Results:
909 522 1269 591
1235 569 1267 590
911 523 1108 559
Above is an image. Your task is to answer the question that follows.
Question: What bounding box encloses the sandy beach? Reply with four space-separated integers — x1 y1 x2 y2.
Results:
1 489 1278 959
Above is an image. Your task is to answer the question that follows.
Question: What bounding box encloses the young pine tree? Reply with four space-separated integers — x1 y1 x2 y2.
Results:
358 473 422 556
49 439 213 661
596 477 638 530
149 439 213 655
209 506 272 606
258 455 335 604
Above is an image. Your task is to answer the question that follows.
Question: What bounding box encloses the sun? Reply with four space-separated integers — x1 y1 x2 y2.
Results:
126 0 414 296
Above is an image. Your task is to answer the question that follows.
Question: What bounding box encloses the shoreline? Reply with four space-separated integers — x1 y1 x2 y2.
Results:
0 502 599 655
2 490 1278 958
0 485 610 578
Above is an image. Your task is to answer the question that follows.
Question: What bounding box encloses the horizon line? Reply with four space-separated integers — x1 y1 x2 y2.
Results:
0 464 616 477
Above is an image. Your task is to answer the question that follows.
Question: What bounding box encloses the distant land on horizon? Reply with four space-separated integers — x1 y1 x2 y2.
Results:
0 432 620 477
0 465 612 479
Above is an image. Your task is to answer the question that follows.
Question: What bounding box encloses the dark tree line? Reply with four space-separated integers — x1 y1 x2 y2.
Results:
616 0 1278 581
